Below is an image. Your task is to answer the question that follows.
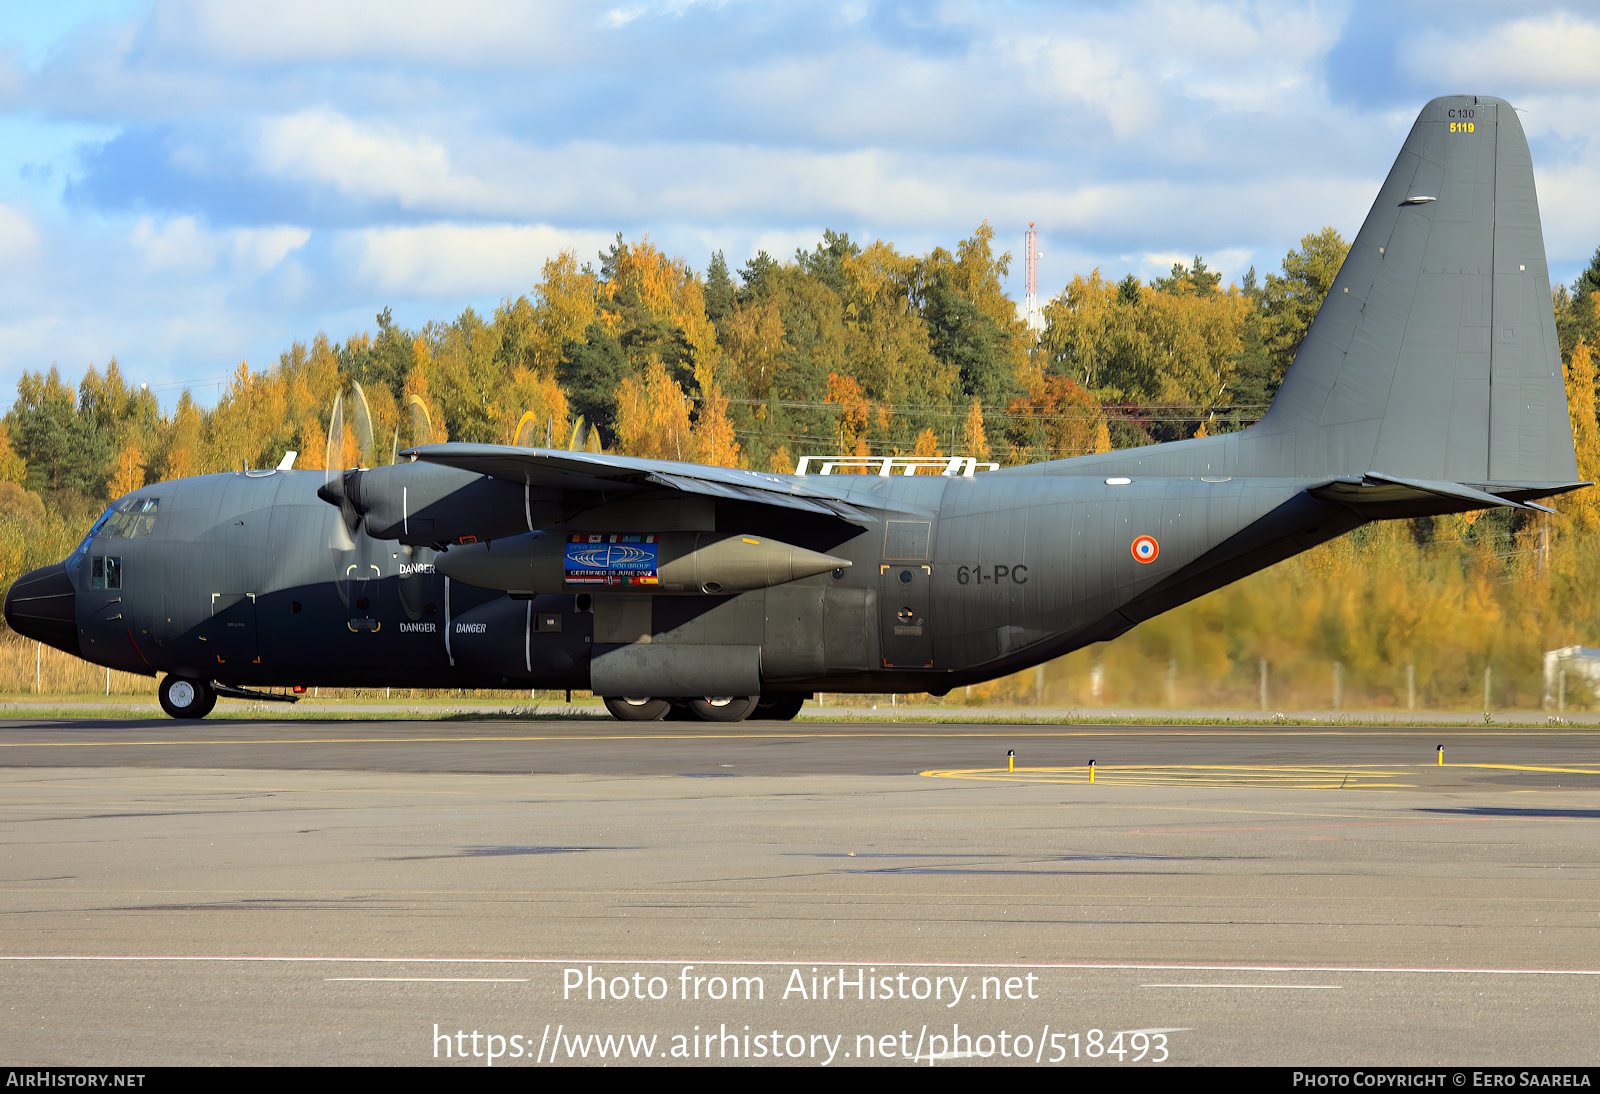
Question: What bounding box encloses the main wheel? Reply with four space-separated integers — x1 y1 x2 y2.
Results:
752 693 806 721
603 696 671 722
159 675 216 719
686 696 757 722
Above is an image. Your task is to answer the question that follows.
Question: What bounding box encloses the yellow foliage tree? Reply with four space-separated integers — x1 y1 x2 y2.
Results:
721 298 789 401
106 443 144 499
826 372 874 453
532 251 603 374
1040 269 1249 410
960 398 990 459
498 368 569 447
614 361 693 462
911 427 943 474
401 361 446 447
606 236 721 375
688 382 741 468
840 240 951 405
0 423 25 484
1557 337 1600 533
1006 374 1109 460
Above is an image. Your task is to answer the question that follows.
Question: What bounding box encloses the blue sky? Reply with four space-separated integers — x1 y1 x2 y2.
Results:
2 0 1598 408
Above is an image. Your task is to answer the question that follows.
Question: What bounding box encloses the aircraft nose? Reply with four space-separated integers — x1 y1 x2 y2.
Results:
3 561 79 655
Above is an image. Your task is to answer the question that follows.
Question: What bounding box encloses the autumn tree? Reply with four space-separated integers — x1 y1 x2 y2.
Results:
1261 227 1349 389
1557 338 1600 533
614 360 693 462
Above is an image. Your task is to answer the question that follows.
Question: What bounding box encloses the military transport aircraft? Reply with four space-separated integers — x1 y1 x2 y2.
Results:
4 95 1586 721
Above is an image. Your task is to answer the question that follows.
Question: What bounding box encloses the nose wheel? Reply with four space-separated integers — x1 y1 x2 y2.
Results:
158 675 217 719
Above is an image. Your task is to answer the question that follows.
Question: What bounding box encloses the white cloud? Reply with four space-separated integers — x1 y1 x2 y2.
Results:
10 0 1600 409
244 103 1377 248
130 215 214 273
605 6 647 28
148 0 583 67
339 222 614 299
232 226 313 275
1534 162 1600 272
130 216 309 275
0 203 40 259
1402 13 1600 92
255 110 496 210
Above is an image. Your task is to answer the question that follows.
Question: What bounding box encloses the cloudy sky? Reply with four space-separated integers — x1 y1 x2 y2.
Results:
1 0 1598 408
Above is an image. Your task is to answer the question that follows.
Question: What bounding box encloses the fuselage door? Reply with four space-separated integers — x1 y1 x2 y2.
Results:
879 519 934 668
207 592 258 665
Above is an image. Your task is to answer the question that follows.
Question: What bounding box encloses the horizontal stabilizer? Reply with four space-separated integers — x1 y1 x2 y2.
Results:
1312 472 1573 513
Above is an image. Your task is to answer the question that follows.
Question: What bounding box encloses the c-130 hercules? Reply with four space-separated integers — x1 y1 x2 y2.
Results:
4 96 1587 721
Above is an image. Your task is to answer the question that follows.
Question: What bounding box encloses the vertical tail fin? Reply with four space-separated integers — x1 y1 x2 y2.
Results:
1257 94 1578 488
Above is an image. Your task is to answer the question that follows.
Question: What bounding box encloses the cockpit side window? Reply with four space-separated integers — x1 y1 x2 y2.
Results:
90 556 122 590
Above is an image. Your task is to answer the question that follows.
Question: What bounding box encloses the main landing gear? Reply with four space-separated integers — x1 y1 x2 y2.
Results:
158 675 217 719
602 694 805 722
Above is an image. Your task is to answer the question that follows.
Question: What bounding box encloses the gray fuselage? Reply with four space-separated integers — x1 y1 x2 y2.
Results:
57 463 1343 695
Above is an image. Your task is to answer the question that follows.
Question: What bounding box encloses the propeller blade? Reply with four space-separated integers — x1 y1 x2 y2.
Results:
350 381 376 469
316 390 363 537
514 410 538 448
390 426 399 466
324 391 345 489
406 394 432 447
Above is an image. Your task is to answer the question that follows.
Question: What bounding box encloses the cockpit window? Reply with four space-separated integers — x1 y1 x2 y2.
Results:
102 496 159 539
69 509 115 564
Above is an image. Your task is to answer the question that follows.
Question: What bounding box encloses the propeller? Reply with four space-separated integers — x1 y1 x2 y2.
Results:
349 380 377 468
316 388 361 541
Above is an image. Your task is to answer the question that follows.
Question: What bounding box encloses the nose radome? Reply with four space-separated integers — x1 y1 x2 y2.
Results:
3 561 79 655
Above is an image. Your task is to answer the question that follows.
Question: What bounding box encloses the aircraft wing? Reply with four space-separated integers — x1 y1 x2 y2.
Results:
402 443 873 522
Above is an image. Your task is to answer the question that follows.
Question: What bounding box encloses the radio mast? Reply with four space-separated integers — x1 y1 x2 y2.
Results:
1024 223 1042 331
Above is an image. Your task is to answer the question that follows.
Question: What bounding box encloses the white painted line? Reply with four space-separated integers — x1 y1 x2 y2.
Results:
2 956 1598 976
324 977 527 983
1141 983 1342 989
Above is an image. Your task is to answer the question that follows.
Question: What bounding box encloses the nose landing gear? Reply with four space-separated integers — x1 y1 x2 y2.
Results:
158 675 217 719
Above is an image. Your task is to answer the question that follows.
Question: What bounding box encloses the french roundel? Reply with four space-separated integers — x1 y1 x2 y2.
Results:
1131 535 1159 563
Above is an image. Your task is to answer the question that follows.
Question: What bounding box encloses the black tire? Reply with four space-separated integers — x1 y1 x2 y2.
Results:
753 693 806 721
687 696 757 722
159 675 216 719
603 696 671 722
663 700 697 721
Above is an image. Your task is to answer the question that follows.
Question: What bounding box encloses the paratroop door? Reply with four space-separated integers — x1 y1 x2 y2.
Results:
878 519 934 668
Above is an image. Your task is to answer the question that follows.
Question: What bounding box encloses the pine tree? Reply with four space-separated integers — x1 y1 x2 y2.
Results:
704 251 735 324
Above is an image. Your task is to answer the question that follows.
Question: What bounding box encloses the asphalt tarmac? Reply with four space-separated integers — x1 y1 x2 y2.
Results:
2 716 1599 1067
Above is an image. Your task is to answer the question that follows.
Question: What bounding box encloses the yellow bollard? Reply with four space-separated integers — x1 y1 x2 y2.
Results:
1437 744 1443 766
1007 749 1015 773
1089 759 1096 784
